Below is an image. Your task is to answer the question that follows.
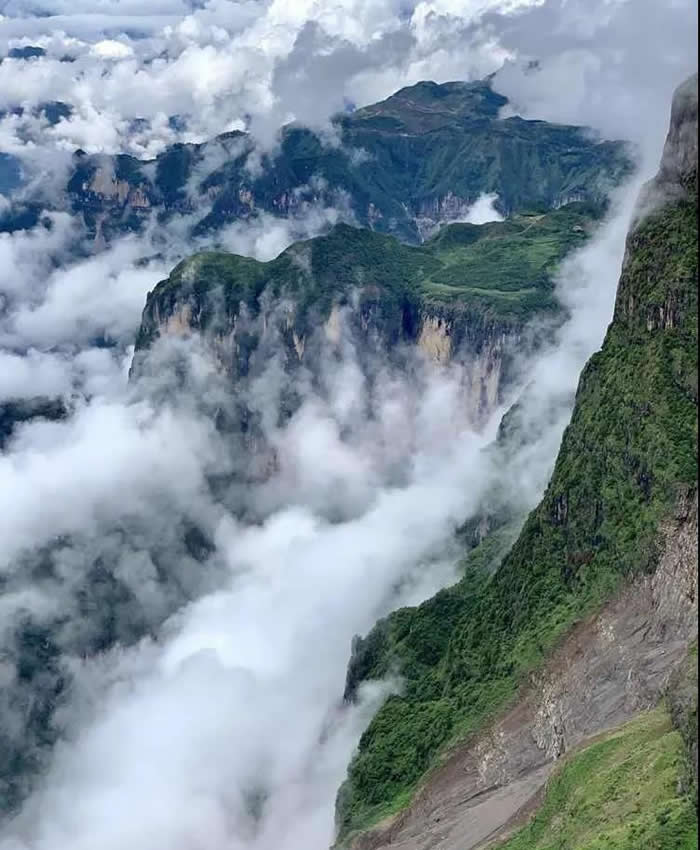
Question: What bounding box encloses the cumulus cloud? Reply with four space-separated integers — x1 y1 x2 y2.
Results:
492 0 698 166
458 192 505 224
0 0 695 848
0 0 693 164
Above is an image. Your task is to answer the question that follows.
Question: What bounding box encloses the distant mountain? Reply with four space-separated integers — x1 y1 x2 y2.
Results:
1 78 632 244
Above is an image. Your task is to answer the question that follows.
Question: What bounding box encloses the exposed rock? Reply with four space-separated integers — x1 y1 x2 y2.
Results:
659 72 698 189
164 303 194 337
340 69 698 850
89 167 129 202
132 215 572 433
417 316 452 363
324 304 344 346
349 494 698 850
635 72 697 218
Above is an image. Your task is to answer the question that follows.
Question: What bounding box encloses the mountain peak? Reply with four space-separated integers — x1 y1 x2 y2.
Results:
349 78 508 132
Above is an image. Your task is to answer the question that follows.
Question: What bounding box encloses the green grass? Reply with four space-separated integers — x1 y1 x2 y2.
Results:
335 189 697 840
497 709 697 850
138 201 603 354
423 204 597 303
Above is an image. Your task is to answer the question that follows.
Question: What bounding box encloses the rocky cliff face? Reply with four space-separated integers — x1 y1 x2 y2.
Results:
348 493 697 850
131 204 597 445
133 266 516 453
336 72 698 848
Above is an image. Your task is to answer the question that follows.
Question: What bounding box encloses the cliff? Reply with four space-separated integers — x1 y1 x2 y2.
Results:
336 72 698 848
131 203 599 436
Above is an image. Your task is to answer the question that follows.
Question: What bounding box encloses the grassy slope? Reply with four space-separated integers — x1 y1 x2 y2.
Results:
335 182 698 839
204 81 630 237
142 201 599 345
496 708 697 850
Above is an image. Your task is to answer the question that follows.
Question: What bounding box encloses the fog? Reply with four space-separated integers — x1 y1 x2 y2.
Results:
0 0 696 847
0 176 646 850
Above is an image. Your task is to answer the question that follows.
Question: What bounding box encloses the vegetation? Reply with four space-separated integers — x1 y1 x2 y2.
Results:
668 642 699 804
138 201 601 353
496 708 697 850
198 80 630 240
65 78 631 242
335 187 698 840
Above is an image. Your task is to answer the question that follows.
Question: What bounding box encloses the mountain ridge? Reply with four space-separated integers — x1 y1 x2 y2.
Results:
335 70 698 850
1 78 632 245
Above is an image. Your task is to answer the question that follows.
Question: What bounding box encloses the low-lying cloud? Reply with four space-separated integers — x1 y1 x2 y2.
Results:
0 0 695 848
0 0 695 161
0 168 649 849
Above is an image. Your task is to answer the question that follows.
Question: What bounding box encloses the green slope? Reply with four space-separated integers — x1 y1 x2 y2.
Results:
136 201 600 353
197 81 629 239
335 126 697 841
65 79 631 242
496 708 697 850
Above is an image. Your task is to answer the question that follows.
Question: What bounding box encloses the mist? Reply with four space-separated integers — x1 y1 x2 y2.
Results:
0 0 696 847
0 176 649 850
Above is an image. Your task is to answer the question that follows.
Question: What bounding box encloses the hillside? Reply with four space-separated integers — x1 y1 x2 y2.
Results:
495 703 697 850
130 200 601 444
335 72 698 848
40 78 631 244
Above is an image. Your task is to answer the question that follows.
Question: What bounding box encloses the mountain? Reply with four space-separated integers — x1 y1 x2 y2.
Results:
1 69 690 847
1 78 631 243
131 201 602 443
334 72 698 849
0 80 621 819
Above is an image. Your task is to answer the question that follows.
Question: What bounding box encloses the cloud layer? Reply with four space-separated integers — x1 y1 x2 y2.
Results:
0 0 696 848
0 0 696 161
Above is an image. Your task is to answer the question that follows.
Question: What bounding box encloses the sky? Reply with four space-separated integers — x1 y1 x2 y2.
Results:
0 0 696 159
0 0 697 848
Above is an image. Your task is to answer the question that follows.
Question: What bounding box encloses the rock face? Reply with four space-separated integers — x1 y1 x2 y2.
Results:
349 495 697 850
135 268 514 438
658 72 698 190
132 205 596 438
337 72 698 848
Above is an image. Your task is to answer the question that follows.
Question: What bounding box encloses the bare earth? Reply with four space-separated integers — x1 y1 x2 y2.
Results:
351 493 698 850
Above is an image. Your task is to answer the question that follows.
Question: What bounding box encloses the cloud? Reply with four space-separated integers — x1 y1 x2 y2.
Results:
90 39 134 59
0 334 498 849
0 0 693 168
0 167 647 848
0 1 696 848
458 192 505 224
491 0 698 166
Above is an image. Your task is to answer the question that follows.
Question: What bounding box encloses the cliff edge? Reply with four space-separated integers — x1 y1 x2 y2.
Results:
337 71 698 850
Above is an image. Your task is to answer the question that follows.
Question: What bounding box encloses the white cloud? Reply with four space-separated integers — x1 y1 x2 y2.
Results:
0 0 693 162
0 1 695 847
459 192 505 224
90 39 134 59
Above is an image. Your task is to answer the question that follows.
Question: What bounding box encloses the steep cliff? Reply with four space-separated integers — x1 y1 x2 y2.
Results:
131 202 600 438
336 72 698 848
57 78 630 244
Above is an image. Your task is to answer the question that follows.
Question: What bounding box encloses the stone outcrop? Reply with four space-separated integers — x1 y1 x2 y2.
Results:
136 283 518 433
